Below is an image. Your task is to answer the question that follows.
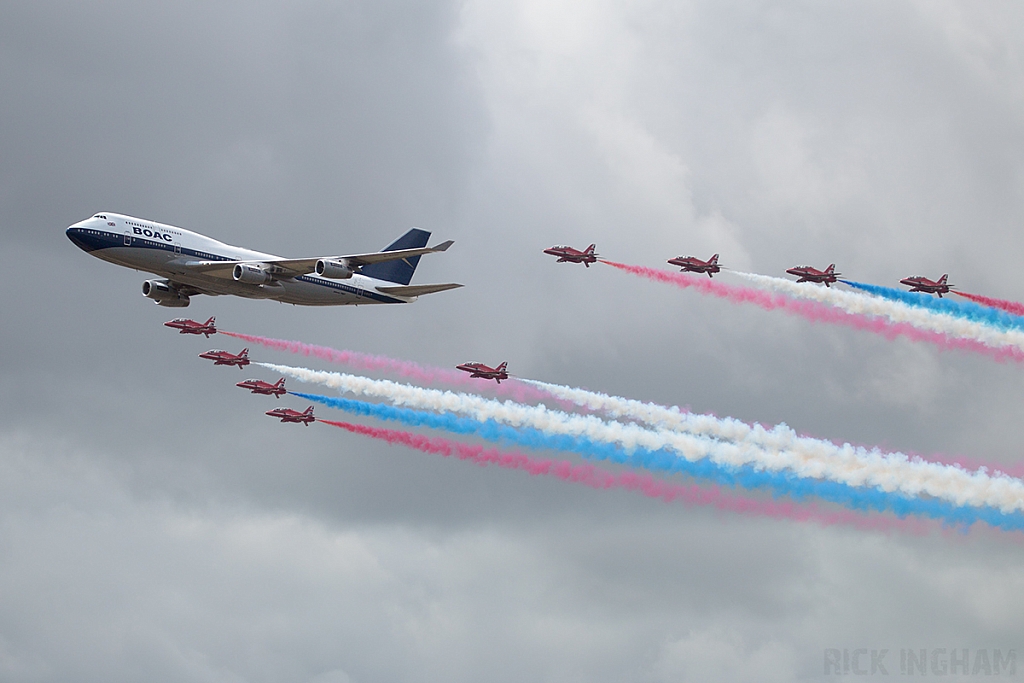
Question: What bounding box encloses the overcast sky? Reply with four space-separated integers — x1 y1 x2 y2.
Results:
3 1 1024 681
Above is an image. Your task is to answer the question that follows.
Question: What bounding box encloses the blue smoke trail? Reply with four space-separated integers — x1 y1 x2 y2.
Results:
843 280 1024 332
292 391 1024 532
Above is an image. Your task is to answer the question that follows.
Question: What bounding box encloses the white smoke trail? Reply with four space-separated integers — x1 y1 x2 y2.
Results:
262 362 1024 514
265 364 758 461
730 271 1024 351
521 376 1023 486
523 378 830 447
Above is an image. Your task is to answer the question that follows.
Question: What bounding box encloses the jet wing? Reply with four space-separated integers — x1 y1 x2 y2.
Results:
375 283 464 297
178 241 455 280
169 281 221 297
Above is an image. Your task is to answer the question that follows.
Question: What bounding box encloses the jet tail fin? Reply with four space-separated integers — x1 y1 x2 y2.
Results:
498 362 508 372
360 228 431 285
709 254 719 264
585 244 596 255
826 264 836 274
939 274 948 285
205 316 216 326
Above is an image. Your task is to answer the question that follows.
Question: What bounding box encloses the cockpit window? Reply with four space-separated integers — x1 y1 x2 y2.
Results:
93 214 107 219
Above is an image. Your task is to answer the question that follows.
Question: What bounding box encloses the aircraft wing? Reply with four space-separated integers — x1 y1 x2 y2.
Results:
178 240 455 279
168 280 221 297
375 283 464 297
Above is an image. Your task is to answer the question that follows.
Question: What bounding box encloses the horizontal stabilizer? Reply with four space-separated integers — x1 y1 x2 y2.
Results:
375 283 463 297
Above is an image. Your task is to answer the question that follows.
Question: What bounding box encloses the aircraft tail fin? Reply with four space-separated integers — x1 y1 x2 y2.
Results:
360 228 431 285
304 406 314 415
709 254 719 264
585 244 596 255
497 362 508 372
205 316 215 326
275 378 285 388
939 274 948 285
240 348 248 358
826 264 836 274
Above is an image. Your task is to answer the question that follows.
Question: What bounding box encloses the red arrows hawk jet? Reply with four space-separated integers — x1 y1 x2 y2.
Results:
164 316 217 337
786 264 839 287
265 406 315 425
455 361 509 383
236 378 287 397
198 347 250 369
544 244 598 267
667 254 720 277
900 274 952 297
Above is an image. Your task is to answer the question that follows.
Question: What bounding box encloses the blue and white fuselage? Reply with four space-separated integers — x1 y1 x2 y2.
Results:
66 212 461 308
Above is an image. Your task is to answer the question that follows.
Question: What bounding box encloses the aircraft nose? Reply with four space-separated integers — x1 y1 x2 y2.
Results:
65 220 107 252
65 224 88 249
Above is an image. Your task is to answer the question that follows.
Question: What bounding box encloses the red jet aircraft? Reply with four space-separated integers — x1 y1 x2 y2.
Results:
199 347 250 369
667 253 721 277
164 316 217 337
456 361 509 383
237 378 287 397
544 244 598 267
265 406 316 425
786 264 840 287
900 274 952 297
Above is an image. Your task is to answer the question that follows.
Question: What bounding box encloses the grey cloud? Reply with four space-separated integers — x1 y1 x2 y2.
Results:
2 0 1024 680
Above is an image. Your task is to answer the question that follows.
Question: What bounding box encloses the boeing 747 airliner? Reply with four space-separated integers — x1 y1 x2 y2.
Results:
66 213 461 307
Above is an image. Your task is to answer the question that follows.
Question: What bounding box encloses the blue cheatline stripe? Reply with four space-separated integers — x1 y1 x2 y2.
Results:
291 391 1024 531
843 280 1024 332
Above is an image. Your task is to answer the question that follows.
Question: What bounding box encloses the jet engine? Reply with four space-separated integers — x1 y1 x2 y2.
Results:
233 263 273 284
315 259 355 279
142 279 190 307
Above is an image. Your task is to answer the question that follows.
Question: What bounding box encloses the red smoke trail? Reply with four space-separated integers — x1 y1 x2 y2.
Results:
954 291 1024 318
319 419 931 534
601 261 1024 363
220 331 550 403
